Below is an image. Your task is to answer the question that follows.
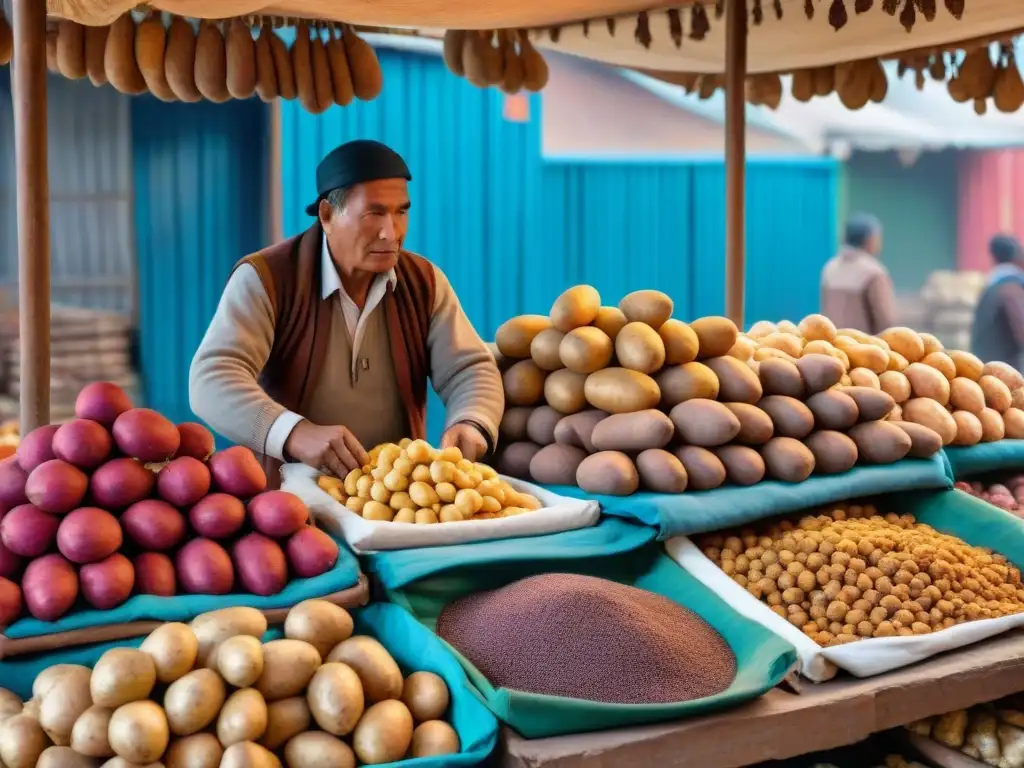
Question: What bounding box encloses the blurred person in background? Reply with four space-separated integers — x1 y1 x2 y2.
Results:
820 213 896 335
971 234 1024 371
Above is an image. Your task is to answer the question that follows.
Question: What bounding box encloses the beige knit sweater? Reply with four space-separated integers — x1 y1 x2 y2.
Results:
188 249 503 461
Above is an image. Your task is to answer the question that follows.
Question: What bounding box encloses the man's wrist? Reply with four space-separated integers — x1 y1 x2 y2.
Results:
457 419 494 458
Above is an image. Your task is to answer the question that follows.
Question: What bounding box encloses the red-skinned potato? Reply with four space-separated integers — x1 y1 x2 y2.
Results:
22 553 78 621
75 381 132 426
56 507 123 563
176 422 216 460
81 553 134 609
134 552 177 596
52 419 112 469
16 425 59 473
157 457 212 507
286 527 339 578
210 447 267 498
0 539 21 580
123 499 186 550
189 493 246 539
25 460 88 514
90 458 156 509
0 457 28 507
113 408 181 462
0 577 22 626
176 538 234 595
1 503 59 557
233 533 288 596
248 491 309 538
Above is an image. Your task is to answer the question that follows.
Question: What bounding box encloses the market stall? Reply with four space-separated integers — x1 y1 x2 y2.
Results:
7 0 1024 766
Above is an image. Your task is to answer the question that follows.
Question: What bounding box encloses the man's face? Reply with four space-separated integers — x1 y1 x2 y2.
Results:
866 230 882 256
320 178 410 274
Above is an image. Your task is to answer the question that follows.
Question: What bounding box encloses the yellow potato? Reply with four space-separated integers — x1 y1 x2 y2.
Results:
90 649 157 709
284 731 356 768
394 508 416 524
39 666 92 745
362 501 394 522
256 640 322 701
434 481 457 503
415 508 439 524
343 469 362 496
438 446 463 463
70 705 113 758
353 700 414 765
401 672 450 722
283 600 353 659
216 635 264 688
454 488 483 516
411 720 461 758
307 662 365 736
355 475 373 498
108 700 169 764
346 497 367 514
164 668 226 736
260 697 311 751
409 481 439 507
439 505 464 523
389 491 413 511
0 714 48 768
217 688 268 747
327 637 403 703
220 741 282 768
406 440 434 464
430 461 456 484
164 732 223 768
190 607 269 666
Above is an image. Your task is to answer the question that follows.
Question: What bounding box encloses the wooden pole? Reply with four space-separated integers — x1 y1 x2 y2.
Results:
724 0 747 329
267 100 284 244
12 0 50 432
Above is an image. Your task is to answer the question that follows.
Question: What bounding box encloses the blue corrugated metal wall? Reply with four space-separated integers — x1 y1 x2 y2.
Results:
132 97 268 426
281 46 838 443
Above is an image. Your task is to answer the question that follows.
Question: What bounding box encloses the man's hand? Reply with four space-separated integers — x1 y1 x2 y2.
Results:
285 420 369 477
440 422 488 462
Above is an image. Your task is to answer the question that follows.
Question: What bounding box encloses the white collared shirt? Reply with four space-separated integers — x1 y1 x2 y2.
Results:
264 236 397 459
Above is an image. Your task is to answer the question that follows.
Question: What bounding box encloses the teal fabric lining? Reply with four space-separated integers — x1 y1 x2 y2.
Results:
944 441 1024 479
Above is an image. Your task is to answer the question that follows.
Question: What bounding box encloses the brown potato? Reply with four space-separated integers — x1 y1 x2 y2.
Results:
674 446 726 490
691 316 738 359
705 356 763 404
887 351 909 372
635 449 688 493
591 409 674 452
892 422 943 458
656 362 719 408
920 332 944 356
217 688 268 747
552 410 607 453
888 403 903 421
592 306 628 341
804 431 858 474
285 732 355 768
1013 387 1024 410
747 320 778 339
727 335 758 361
949 377 985 414
529 444 587 486
575 451 639 496
755 347 797 363
849 421 912 463
496 315 551 358
659 319 699 365
525 406 562 446
951 411 983 447
983 361 1024 391
544 369 588 414
326 637 402 704
978 408 1005 442
165 732 223 767
798 314 837 342
795 354 845 393
839 342 888 374
257 640 322 701
615 322 666 374
802 339 838 357
878 371 911 403
761 437 815 482
758 358 804 398
583 368 660 414
495 441 541 479
618 289 673 327
838 328 888 349
723 403 774 445
530 328 566 371
902 398 958 445
260 697 311 750
922 351 957 381
498 407 533 442
849 368 881 389
758 396 814 439
980 375 1013 412
712 445 765 486
841 386 895 422
759 332 804 359
559 327 613 374
669 399 741 447
905 362 951 405
879 327 925 363
550 285 600 332
503 360 546 406
306 663 364 737
1004 408 1024 438
949 350 984 381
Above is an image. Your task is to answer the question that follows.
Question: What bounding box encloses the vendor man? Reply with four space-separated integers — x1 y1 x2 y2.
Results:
189 140 504 480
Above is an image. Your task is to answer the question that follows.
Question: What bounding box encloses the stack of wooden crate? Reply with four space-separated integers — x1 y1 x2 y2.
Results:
0 305 139 425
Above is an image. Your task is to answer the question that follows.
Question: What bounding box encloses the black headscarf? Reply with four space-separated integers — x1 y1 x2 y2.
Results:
305 140 412 216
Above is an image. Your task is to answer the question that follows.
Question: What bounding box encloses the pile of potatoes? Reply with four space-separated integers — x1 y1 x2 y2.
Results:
0 600 459 767
697 502 1024 648
317 438 542 523
492 289 949 497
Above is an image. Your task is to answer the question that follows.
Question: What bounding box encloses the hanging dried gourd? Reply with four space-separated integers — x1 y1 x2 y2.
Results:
747 73 782 109
813 66 835 96
868 58 887 103
105 14 147 95
696 74 721 100
310 24 334 113
136 12 177 102
343 25 383 101
947 74 969 103
974 97 987 115
84 24 110 86
253 23 279 103
0 7 11 67
791 69 815 102
268 23 297 100
500 31 525 94
520 32 549 91
46 24 59 73
482 31 503 84
194 20 230 103
443 30 466 77
165 16 202 102
292 22 318 112
462 31 491 88
993 48 1024 114
958 47 996 101
225 17 257 100
928 54 946 81
56 20 87 80
326 25 354 106
835 59 872 110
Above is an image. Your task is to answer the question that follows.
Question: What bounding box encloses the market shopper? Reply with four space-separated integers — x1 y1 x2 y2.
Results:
820 213 897 335
189 139 504 482
971 234 1024 371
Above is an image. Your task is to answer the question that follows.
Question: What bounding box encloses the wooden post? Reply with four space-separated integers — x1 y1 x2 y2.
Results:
12 0 50 432
267 100 284 244
724 0 747 329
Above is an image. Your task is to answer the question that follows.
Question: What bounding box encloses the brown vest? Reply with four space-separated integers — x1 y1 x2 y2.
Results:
234 224 435 482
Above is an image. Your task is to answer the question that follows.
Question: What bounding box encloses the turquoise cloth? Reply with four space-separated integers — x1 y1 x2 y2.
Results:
0 604 498 768
547 453 953 538
366 517 657 591
5 535 361 639
385 540 796 738
944 440 1024 479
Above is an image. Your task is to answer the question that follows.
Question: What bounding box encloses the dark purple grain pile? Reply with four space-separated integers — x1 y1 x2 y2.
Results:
436 573 736 704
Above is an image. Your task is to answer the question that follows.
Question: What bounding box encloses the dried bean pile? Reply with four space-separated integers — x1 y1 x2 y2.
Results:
436 573 736 704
